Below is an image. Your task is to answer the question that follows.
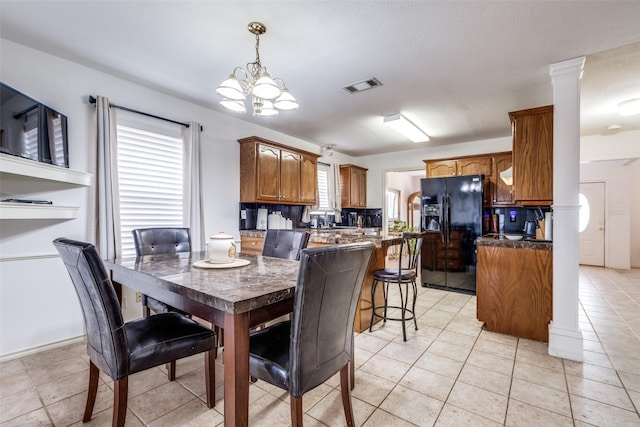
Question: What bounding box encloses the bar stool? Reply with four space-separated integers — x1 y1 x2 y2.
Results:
369 232 425 341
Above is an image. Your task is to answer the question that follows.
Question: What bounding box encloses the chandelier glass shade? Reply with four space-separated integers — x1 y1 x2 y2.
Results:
216 22 299 117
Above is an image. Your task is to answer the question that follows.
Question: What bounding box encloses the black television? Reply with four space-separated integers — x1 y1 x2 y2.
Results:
0 82 69 168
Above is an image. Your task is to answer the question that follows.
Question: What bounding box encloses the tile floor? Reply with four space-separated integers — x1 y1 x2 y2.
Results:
1 266 639 426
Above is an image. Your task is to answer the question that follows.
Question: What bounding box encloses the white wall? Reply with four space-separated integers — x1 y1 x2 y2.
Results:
0 39 337 357
631 160 640 268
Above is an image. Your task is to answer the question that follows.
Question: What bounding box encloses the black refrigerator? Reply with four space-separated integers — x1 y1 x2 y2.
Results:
421 175 483 294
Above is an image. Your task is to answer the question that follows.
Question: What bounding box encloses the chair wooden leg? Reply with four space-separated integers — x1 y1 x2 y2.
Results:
83 360 100 422
340 364 355 427
290 395 303 427
113 377 128 427
167 361 176 381
205 350 215 408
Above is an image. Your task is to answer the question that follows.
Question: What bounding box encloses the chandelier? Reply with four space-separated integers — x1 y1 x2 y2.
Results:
216 22 299 116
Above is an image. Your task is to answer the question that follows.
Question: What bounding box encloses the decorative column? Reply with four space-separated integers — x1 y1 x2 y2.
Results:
548 57 585 361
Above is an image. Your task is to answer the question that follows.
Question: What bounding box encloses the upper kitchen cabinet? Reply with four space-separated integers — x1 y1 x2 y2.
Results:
340 165 367 208
509 106 553 205
238 136 319 205
425 155 493 206
491 152 515 206
426 159 457 177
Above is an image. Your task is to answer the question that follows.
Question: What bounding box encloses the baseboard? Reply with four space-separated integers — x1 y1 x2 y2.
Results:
0 335 85 363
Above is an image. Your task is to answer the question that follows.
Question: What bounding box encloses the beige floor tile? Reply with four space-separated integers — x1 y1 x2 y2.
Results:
0 407 52 426
378 341 426 365
359 353 411 383
380 384 443 426
563 360 622 387
128 380 199 423
354 347 375 368
176 363 224 398
581 349 614 369
466 349 514 376
474 337 518 360
0 359 26 380
509 378 571 417
444 319 484 338
479 330 519 347
505 399 573 427
414 351 464 379
351 370 396 407
570 394 640 426
247 392 292 427
47 383 112 426
435 403 502 427
20 342 85 369
446 381 508 423
610 354 640 376
354 333 391 353
516 338 548 354
619 371 640 392
436 330 478 348
69 408 144 426
26 355 89 387
307 389 375 427
512 361 566 392
514 348 564 372
457 364 512 396
301 413 330 427
146 397 223 427
399 365 456 401
427 340 471 363
362 408 417 427
36 370 92 405
0 371 33 398
566 374 635 411
0 388 43 423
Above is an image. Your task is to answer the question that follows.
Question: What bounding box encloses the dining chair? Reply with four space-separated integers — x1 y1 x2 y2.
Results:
261 229 310 260
369 232 425 341
248 242 374 426
53 238 216 427
131 227 191 317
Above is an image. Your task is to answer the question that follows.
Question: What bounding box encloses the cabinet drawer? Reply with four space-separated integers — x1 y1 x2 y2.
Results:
240 236 264 255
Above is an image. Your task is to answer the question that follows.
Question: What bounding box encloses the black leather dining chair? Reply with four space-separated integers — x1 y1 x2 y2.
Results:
261 229 311 260
53 238 216 427
248 242 374 426
369 232 425 341
131 227 191 317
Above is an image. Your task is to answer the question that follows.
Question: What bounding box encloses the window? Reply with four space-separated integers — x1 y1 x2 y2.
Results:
387 189 401 220
116 111 184 258
313 162 334 214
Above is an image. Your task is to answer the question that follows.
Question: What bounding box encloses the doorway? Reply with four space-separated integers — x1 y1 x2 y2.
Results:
384 169 425 232
579 181 606 266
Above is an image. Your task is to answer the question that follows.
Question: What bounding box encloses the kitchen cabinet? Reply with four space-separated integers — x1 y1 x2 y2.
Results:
424 154 497 207
509 106 553 205
491 152 515 205
340 165 368 208
238 136 319 205
240 235 264 256
476 243 552 342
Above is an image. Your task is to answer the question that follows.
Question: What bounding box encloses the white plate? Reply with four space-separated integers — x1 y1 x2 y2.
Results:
504 234 523 241
192 258 251 269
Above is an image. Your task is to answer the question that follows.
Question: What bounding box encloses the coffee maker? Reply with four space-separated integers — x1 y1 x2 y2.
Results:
423 204 441 231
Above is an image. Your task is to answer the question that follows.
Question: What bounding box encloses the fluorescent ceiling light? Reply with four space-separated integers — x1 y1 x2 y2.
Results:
383 114 429 143
618 98 640 116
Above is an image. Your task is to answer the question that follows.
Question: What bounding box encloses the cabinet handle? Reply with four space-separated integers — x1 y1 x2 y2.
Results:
251 242 256 246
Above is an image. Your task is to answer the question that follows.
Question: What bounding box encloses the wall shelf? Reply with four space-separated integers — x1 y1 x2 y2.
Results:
0 153 92 186
0 202 79 220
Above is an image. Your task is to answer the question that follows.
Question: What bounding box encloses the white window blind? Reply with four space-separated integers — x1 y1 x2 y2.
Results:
314 163 332 213
116 112 184 258
22 109 38 160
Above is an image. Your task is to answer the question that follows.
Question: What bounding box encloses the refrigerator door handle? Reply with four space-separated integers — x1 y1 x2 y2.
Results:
440 195 446 243
445 194 452 243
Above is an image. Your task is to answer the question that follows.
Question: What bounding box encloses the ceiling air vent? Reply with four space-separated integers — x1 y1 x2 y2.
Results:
342 77 383 93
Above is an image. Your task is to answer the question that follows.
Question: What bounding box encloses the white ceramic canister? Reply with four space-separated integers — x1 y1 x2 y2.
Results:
209 232 236 263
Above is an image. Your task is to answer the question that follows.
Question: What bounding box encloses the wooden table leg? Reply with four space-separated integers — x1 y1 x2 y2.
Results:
223 311 250 427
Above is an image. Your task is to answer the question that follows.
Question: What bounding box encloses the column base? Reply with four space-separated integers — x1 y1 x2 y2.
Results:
548 322 583 361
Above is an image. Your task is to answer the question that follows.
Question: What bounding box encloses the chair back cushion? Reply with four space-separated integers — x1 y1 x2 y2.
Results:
262 229 310 260
289 242 374 397
132 228 191 256
53 238 128 379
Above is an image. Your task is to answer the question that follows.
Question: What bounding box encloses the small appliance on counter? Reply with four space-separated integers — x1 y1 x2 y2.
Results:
257 208 268 230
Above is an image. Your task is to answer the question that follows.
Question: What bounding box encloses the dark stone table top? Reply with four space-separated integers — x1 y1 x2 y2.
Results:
240 229 402 248
105 251 300 314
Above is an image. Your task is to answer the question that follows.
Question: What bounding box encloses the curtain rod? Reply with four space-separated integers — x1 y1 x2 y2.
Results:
88 96 202 130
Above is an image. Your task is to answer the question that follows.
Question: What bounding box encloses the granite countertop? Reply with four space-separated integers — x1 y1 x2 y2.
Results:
476 235 553 251
240 228 401 248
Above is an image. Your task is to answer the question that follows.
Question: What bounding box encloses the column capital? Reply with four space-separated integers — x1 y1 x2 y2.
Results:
549 56 586 79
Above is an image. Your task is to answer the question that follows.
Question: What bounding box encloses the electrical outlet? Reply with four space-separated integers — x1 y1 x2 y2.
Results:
136 292 142 303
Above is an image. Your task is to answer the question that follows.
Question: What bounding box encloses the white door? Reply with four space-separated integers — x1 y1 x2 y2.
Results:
579 182 606 266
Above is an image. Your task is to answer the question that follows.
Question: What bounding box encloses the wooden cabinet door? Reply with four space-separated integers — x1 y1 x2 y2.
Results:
458 157 492 206
355 167 367 207
340 165 367 208
426 160 457 177
493 153 514 205
279 149 301 203
256 144 281 202
299 155 317 204
511 106 553 204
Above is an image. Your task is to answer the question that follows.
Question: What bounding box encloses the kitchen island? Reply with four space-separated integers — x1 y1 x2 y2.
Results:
239 228 400 332
476 236 552 342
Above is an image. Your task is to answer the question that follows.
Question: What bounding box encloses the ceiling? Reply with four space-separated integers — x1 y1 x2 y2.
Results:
1 1 639 157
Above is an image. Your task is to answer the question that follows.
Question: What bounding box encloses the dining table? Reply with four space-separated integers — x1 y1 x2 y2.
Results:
103 251 301 427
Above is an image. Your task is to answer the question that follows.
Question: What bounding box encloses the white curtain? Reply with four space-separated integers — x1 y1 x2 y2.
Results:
95 96 121 259
330 163 342 223
182 122 205 251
